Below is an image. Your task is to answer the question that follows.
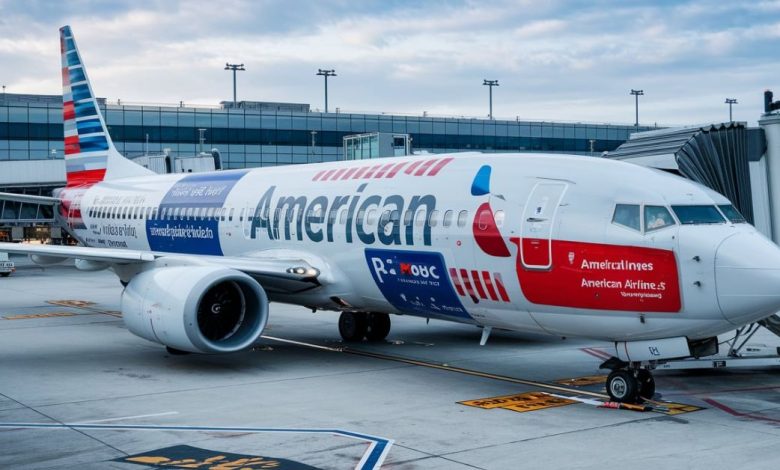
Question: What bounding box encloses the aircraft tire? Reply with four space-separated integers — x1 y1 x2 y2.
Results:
365 313 391 342
607 369 640 403
637 369 655 400
339 312 368 342
0 273 9 277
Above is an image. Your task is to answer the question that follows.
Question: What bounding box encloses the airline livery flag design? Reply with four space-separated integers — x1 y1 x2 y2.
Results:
60 26 110 187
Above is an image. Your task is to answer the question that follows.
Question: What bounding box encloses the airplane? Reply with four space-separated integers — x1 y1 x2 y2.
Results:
2 25 780 405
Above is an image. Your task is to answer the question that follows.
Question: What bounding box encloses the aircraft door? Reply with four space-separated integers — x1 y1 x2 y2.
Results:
519 182 568 270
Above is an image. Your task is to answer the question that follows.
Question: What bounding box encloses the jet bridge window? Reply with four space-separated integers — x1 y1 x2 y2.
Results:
644 206 674 231
671 205 726 225
718 204 746 223
612 204 640 231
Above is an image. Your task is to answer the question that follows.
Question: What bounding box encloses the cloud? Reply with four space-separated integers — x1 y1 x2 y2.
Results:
0 0 777 125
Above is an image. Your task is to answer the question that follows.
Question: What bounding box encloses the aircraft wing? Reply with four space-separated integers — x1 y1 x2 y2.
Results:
0 242 323 292
0 192 60 205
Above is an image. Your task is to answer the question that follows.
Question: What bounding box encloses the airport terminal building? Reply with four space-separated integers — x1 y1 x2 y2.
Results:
0 93 647 167
0 92 649 240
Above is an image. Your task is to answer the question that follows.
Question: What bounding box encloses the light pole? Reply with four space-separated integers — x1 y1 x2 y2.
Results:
317 69 336 113
224 63 245 107
630 89 644 131
725 98 738 122
483 79 499 120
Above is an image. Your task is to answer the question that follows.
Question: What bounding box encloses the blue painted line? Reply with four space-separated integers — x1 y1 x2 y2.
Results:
0 422 393 469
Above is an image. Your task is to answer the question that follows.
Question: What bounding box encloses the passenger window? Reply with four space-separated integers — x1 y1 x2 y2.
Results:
457 210 468 228
403 210 413 225
414 210 426 227
443 210 453 227
339 209 348 224
645 206 674 231
229 208 234 222
613 204 640 231
379 210 391 226
366 209 377 225
428 210 439 227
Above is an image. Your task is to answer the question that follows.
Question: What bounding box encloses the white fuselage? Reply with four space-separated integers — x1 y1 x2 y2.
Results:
58 153 780 342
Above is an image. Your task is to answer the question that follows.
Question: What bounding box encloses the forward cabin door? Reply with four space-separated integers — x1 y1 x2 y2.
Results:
519 182 568 270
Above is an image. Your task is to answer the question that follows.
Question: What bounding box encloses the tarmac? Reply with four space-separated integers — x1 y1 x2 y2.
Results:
1 255 779 469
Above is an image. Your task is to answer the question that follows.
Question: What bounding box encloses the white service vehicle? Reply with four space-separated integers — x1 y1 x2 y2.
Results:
0 252 14 277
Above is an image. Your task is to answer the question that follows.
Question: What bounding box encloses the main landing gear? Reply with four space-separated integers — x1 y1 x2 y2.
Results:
338 312 391 342
602 358 655 404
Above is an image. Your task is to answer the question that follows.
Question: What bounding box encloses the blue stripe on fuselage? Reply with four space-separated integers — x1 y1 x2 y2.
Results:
146 170 249 255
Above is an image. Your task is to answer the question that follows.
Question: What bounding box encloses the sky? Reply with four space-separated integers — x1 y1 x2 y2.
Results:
1 0 779 126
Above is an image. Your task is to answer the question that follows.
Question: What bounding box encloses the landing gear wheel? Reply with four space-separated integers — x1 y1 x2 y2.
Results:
338 312 368 342
365 313 391 342
607 369 640 403
120 280 129 287
0 273 9 277
637 369 656 400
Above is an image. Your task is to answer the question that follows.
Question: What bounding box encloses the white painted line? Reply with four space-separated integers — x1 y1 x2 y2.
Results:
76 411 179 424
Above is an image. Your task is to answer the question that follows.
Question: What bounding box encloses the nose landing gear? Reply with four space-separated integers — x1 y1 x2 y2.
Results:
602 359 656 404
338 312 391 342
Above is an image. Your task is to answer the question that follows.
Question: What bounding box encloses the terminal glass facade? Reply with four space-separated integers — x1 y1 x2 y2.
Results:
0 94 651 168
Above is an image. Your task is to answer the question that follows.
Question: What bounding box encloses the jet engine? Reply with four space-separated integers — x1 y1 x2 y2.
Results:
122 266 268 353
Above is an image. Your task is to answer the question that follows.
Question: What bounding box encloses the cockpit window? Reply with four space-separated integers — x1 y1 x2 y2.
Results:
718 204 746 223
644 205 675 231
613 204 640 231
671 205 726 225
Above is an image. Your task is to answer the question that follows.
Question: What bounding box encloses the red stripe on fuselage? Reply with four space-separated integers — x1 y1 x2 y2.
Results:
509 237 681 312
493 273 510 302
427 157 453 176
341 167 358 180
331 168 347 180
375 163 395 178
471 270 488 299
482 271 499 301
387 162 408 178
404 161 423 174
449 268 466 296
414 159 438 176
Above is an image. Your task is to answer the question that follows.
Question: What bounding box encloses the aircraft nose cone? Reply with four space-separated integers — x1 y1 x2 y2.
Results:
716 232 780 325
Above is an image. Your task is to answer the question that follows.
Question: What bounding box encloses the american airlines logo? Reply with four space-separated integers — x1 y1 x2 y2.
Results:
250 183 437 246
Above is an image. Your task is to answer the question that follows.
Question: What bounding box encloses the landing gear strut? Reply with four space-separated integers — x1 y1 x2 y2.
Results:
338 312 391 342
602 359 655 403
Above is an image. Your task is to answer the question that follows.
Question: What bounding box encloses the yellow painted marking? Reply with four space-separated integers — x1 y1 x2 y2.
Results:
554 375 608 387
262 337 704 417
3 312 76 320
460 391 576 413
652 401 704 415
47 300 96 308
125 454 282 468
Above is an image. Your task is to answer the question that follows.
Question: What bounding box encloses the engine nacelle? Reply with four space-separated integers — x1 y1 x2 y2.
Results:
122 266 268 353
